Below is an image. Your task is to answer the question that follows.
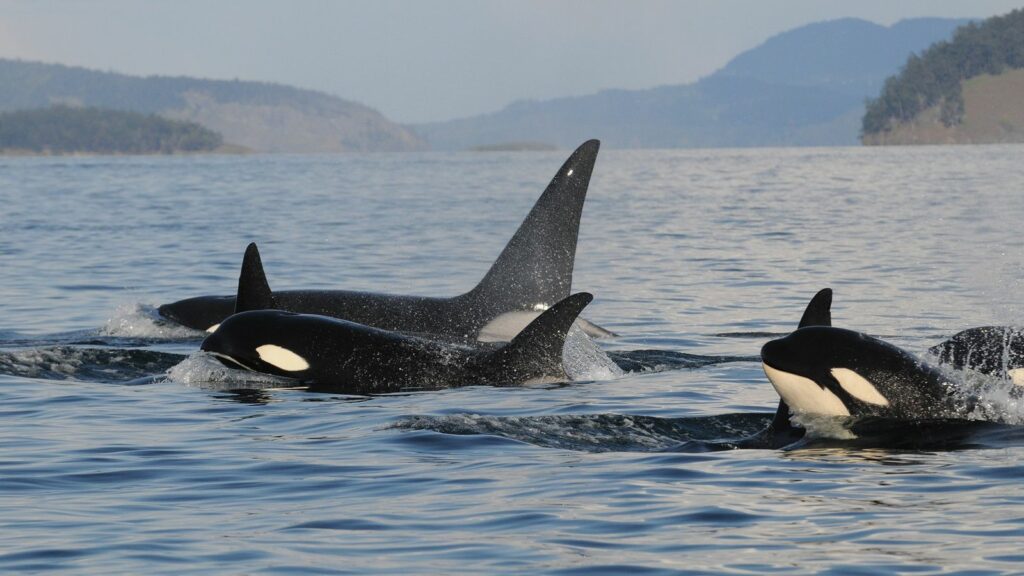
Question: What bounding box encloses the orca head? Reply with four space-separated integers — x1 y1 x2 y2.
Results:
761 326 907 418
158 295 236 332
200 310 317 379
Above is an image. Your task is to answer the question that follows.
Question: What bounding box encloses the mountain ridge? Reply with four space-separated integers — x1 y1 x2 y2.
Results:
0 58 425 153
414 17 970 150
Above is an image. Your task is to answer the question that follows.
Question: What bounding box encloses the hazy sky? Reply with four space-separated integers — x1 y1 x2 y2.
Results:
1 0 1021 123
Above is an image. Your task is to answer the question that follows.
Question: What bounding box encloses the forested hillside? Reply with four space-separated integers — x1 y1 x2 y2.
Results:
0 59 425 153
0 106 223 154
863 9 1024 141
415 18 967 150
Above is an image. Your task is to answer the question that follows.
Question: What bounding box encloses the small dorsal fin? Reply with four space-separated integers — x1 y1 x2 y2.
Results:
770 288 833 444
486 293 593 379
798 288 832 329
234 243 276 313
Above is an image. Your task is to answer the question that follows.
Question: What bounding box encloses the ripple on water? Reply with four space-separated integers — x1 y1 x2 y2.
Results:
2 148 1024 573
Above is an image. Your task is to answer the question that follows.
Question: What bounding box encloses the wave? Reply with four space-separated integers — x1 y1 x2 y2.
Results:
164 351 301 390
394 413 774 452
606 349 757 373
0 346 185 384
396 408 1024 453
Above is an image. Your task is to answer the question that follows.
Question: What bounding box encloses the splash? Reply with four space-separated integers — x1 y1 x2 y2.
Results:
790 413 858 440
165 351 299 390
956 371 1024 425
100 303 205 340
561 325 623 381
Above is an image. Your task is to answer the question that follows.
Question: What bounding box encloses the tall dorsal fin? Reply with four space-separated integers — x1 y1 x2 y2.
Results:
485 293 593 379
798 288 833 329
234 243 276 313
465 140 599 313
770 288 833 444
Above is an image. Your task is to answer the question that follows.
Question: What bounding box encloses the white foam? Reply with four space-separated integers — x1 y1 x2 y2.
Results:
165 351 298 390
957 369 1024 425
100 303 204 339
790 413 858 440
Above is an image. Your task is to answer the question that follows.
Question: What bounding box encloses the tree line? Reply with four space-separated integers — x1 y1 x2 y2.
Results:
862 8 1024 135
0 105 223 154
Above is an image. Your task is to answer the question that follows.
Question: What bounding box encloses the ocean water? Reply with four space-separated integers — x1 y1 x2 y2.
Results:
2 146 1024 573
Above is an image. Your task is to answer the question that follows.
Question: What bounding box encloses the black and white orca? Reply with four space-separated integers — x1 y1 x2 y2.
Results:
160 140 611 341
930 326 1024 383
200 251 594 393
741 288 832 448
761 325 960 420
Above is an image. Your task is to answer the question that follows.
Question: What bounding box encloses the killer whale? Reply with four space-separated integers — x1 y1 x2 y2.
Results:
200 250 594 393
929 326 1024 383
159 140 611 341
735 288 832 448
761 326 961 420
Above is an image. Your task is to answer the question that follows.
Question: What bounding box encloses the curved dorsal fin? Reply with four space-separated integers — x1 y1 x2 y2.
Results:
234 243 276 313
798 288 833 329
485 293 593 379
466 140 599 312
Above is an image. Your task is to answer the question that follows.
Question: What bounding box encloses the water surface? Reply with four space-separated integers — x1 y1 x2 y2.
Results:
2 146 1024 573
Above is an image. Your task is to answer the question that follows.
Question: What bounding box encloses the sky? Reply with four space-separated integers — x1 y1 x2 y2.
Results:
0 0 1021 123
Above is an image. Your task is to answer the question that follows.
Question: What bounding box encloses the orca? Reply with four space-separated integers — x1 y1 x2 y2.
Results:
761 325 961 420
200 292 594 394
159 140 612 341
737 288 832 448
929 326 1024 384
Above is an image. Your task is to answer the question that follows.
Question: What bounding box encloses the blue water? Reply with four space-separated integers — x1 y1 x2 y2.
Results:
2 146 1024 573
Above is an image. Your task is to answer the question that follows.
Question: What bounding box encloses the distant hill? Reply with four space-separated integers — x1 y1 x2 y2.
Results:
864 69 1024 144
862 9 1024 145
414 17 969 150
0 105 224 155
0 59 425 153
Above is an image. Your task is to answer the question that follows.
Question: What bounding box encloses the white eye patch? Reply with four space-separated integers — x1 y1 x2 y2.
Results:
1007 368 1024 387
762 363 850 417
830 368 890 406
206 324 221 333
256 344 310 372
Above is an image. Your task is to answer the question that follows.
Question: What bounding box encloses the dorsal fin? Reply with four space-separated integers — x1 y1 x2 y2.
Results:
485 293 593 379
465 140 599 313
770 288 833 444
798 288 833 328
234 243 276 313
